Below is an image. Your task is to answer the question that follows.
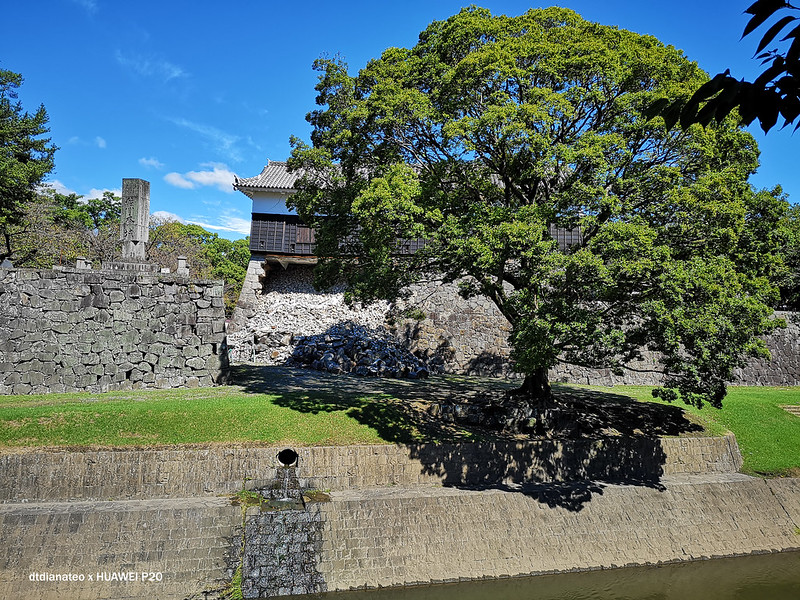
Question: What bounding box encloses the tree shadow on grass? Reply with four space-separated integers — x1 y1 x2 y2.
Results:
231 364 495 443
230 364 704 511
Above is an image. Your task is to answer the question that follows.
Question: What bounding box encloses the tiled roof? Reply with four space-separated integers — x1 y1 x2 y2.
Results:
233 160 303 194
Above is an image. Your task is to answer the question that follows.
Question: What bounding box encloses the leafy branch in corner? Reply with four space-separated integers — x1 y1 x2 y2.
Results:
651 1 800 132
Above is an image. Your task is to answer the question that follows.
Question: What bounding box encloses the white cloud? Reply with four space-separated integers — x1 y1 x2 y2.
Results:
168 117 242 162
187 216 251 235
86 187 121 200
39 182 120 201
95 136 107 149
139 157 165 169
164 172 195 189
115 50 187 82
163 163 236 193
43 180 78 195
151 210 186 224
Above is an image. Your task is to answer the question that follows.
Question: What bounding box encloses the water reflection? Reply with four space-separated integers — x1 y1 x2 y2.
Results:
299 552 800 600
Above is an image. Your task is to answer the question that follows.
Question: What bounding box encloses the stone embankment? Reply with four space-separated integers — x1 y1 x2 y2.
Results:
0 267 228 394
1 437 799 598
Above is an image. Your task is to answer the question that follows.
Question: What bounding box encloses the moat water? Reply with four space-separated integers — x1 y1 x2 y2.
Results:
306 551 800 599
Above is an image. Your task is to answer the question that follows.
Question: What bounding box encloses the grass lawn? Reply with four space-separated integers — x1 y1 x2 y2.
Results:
614 385 800 477
0 366 492 449
0 365 798 476
0 386 392 449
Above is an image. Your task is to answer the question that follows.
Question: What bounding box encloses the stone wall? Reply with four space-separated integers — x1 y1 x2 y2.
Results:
0 497 241 600
231 263 800 386
1 441 799 599
0 267 228 395
242 505 326 598
309 475 800 593
0 437 742 503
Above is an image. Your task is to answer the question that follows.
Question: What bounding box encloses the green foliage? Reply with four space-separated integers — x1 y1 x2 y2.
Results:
230 489 264 508
2 188 121 267
0 68 57 260
652 2 800 133
52 190 120 230
289 6 785 408
222 564 243 600
778 203 800 309
148 219 249 315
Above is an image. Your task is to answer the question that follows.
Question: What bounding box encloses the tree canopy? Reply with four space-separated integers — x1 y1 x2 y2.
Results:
0 67 57 258
0 188 121 267
288 6 787 410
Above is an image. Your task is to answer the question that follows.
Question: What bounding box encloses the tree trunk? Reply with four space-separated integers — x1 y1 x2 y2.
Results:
0 232 12 263
517 367 552 405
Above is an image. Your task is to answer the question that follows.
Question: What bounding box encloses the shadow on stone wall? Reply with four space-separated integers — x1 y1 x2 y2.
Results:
464 349 512 377
232 366 704 511
408 438 669 512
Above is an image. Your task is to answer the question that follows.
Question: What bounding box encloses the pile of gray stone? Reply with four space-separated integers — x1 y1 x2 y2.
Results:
227 266 392 364
288 322 429 378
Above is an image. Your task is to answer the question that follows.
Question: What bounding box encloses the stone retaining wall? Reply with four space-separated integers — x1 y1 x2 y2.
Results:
0 436 742 503
1 441 799 599
309 475 800 593
0 497 240 600
0 267 229 394
231 264 800 386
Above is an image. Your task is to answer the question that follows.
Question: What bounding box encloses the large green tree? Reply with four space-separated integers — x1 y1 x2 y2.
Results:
288 7 785 411
779 203 800 308
0 68 57 261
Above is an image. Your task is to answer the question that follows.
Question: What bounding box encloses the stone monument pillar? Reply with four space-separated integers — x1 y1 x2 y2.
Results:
103 178 159 272
121 178 150 261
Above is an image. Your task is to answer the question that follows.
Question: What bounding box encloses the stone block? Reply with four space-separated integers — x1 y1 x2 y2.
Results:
205 355 220 371
186 357 206 370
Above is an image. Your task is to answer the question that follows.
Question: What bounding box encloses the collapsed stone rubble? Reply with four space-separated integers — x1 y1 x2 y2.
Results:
287 322 429 378
227 267 393 365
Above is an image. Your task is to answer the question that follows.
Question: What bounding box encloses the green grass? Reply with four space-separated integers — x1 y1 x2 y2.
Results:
0 366 488 449
601 385 800 476
0 387 393 448
0 366 798 477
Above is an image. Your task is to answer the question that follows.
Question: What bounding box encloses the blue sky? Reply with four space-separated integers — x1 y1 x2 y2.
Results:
2 1 797 240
